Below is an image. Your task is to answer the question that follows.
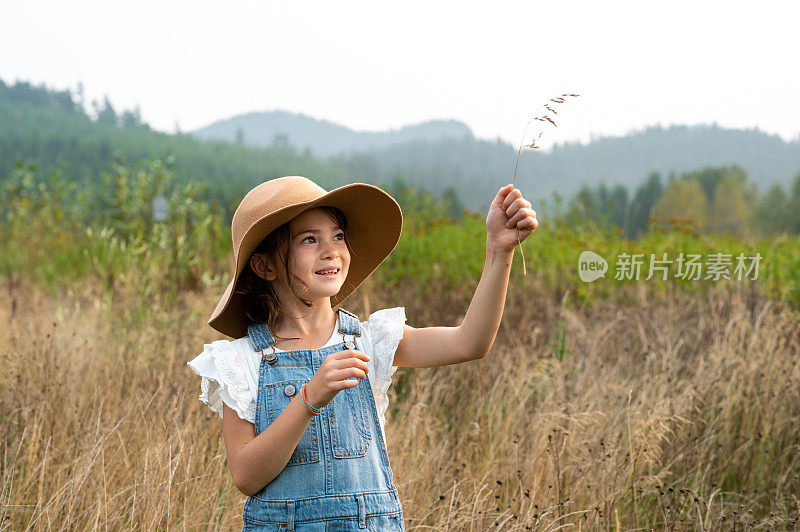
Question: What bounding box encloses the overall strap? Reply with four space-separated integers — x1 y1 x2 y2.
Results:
247 322 276 352
337 308 362 337
248 310 359 351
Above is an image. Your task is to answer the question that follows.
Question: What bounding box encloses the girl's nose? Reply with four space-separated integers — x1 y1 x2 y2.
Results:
320 241 340 258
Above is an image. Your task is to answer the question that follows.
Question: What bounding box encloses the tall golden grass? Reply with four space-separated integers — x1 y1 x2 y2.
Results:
2 271 799 530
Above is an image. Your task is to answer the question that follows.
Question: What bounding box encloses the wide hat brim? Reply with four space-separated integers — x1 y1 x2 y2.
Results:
208 178 402 338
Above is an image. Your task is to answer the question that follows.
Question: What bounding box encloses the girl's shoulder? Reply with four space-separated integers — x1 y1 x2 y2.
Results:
186 337 261 422
361 306 406 328
359 307 406 340
190 336 259 363
358 307 406 397
359 307 406 359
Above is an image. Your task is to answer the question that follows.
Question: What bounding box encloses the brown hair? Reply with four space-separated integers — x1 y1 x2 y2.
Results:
235 206 351 341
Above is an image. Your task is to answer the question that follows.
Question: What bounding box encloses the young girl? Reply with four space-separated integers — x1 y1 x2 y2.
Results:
188 176 538 531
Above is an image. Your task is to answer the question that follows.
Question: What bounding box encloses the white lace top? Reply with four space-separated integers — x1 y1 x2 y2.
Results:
187 307 405 449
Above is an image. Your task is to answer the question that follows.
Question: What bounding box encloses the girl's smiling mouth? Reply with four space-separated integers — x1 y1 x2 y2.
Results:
315 268 340 277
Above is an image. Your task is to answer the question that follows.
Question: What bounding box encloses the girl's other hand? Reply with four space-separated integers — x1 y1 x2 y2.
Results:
304 349 370 409
486 184 539 253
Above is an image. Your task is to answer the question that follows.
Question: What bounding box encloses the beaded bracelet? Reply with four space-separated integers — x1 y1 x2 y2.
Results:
301 384 322 416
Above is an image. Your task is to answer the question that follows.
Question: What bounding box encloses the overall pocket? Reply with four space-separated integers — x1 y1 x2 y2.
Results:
264 378 320 466
327 377 372 458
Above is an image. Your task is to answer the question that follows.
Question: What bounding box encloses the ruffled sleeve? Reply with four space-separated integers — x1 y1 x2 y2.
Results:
187 339 257 423
364 307 406 424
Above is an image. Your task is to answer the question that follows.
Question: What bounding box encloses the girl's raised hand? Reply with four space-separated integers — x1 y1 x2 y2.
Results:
304 349 370 409
486 184 539 253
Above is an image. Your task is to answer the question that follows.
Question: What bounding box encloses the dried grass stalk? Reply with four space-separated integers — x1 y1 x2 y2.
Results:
511 93 581 274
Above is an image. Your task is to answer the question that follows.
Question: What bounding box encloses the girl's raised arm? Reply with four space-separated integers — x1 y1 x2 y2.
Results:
393 184 538 368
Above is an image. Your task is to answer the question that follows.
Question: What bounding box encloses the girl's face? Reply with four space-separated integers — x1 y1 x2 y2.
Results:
283 208 351 300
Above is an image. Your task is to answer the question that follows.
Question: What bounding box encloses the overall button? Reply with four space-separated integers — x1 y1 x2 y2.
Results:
284 384 296 397
345 340 355 350
264 351 278 364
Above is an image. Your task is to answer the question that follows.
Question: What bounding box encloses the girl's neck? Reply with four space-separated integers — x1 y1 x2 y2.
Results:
273 299 337 339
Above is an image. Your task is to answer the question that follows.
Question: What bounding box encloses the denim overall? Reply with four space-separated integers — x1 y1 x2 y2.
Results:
242 308 405 531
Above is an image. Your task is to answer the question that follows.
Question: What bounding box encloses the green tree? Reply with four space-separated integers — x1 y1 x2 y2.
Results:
600 184 629 232
561 184 626 234
655 179 709 231
93 95 118 126
681 165 747 203
787 171 800 233
755 183 789 235
629 172 663 237
440 186 465 221
708 175 752 235
121 105 144 128
564 185 599 225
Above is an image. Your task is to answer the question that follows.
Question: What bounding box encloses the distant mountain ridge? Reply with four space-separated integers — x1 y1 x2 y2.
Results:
192 110 473 157
352 123 800 205
192 110 800 206
4 76 799 216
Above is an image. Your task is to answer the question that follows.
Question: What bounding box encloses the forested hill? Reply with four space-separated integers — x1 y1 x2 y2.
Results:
368 124 800 199
192 110 473 157
0 81 397 213
3 78 800 215
194 109 800 203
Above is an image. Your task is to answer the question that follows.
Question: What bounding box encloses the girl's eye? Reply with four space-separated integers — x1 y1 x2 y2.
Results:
301 233 345 244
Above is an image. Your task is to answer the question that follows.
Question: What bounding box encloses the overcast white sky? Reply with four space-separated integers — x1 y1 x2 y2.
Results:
2 0 799 148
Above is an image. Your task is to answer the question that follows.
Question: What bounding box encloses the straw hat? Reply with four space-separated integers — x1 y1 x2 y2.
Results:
208 176 403 338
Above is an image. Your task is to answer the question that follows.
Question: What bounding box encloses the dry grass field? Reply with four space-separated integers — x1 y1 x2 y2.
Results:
2 273 799 530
